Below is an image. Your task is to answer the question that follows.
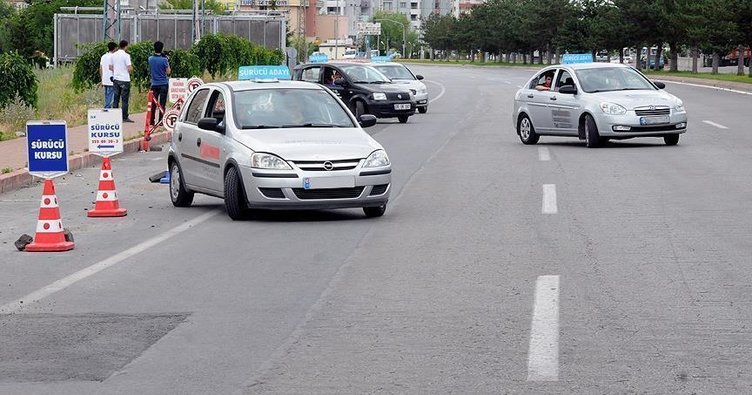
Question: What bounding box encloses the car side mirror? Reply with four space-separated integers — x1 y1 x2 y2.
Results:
415 74 424 80
558 85 577 95
654 81 666 89
197 117 224 133
358 114 377 128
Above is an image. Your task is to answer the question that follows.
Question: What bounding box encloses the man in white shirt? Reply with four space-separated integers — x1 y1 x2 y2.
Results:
110 40 134 122
99 41 117 108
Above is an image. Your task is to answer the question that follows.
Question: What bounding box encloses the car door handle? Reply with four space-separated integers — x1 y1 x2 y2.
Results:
527 94 534 98
196 138 201 147
178 132 182 142
549 96 557 101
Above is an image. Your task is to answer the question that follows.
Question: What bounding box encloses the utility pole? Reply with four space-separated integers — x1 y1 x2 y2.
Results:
102 0 121 41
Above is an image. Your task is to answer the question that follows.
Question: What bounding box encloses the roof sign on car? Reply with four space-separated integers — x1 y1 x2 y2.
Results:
238 65 291 81
308 53 329 63
561 53 593 64
371 55 392 63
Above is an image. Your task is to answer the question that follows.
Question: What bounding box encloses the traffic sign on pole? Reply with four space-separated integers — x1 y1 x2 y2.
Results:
88 108 123 157
26 121 69 179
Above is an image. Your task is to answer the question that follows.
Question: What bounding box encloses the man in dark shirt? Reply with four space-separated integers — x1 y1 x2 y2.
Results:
148 41 171 126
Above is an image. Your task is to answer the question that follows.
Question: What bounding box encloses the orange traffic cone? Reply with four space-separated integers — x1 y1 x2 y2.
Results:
25 179 75 252
88 157 127 217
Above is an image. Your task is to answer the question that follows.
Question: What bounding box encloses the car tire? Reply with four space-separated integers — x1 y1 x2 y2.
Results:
418 106 428 114
224 166 247 221
363 204 386 218
584 114 600 148
664 134 680 146
169 160 194 207
518 114 539 145
355 100 366 118
398 115 409 123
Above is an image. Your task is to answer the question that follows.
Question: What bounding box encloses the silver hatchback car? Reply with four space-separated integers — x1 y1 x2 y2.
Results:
513 63 687 147
168 80 391 220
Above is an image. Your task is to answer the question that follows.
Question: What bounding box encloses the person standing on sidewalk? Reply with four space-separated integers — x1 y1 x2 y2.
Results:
99 42 117 108
148 41 171 126
111 40 134 123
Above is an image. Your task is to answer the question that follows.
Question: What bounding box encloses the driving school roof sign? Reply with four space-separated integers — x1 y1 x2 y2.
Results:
561 53 593 64
26 121 69 178
238 65 291 80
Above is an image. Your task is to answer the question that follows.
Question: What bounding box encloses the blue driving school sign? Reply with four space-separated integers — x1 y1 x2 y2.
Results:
561 53 593 64
26 121 69 177
238 65 292 80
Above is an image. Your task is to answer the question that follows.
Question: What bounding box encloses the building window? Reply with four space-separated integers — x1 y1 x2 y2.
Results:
410 14 416 20
410 2 417 8
399 2 406 8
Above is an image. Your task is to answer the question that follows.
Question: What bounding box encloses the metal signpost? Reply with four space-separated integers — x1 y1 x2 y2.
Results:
357 22 381 59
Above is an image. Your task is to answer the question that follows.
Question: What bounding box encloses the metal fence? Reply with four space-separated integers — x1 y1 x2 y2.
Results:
54 11 287 64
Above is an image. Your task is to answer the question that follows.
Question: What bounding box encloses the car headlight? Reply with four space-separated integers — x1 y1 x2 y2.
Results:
419 87 427 95
674 101 685 112
363 150 390 168
251 153 291 170
373 92 387 100
600 102 627 115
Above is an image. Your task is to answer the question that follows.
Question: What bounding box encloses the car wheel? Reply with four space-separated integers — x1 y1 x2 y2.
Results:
169 160 194 207
363 204 386 218
518 114 539 145
418 106 428 114
664 134 680 146
224 166 248 221
355 100 366 118
584 114 600 148
398 115 409 123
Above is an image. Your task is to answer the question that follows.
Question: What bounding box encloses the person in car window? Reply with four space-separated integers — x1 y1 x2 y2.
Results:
536 73 553 91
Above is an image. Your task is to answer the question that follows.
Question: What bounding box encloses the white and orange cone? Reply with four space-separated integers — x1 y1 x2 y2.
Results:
25 179 75 252
88 157 127 217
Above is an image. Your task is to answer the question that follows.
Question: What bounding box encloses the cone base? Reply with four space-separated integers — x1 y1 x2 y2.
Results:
88 208 128 217
25 241 75 252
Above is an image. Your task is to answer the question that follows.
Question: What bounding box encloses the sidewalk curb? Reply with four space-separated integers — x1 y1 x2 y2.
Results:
0 131 171 195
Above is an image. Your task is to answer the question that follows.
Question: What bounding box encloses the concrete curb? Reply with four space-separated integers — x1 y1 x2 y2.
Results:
0 131 171 195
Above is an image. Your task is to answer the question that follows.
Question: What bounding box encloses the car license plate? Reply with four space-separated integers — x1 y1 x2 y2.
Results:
303 176 355 189
639 115 670 125
394 103 411 110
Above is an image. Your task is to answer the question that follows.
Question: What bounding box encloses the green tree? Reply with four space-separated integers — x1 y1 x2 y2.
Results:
0 52 38 108
160 0 225 14
372 11 410 57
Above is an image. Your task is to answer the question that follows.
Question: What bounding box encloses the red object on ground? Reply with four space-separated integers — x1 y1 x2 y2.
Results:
25 179 75 252
87 157 127 217
142 90 154 151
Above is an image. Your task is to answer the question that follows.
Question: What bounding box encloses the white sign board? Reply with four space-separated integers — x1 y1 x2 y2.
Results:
169 78 189 103
87 109 123 157
357 22 381 35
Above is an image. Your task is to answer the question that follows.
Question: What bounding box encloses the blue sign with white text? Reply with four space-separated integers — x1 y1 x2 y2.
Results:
308 53 329 64
561 53 593 64
27 122 69 176
238 65 291 80
371 56 392 63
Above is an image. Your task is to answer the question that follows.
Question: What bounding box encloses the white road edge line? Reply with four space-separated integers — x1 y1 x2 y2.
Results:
0 209 221 315
538 147 551 161
425 79 446 103
527 275 560 381
661 80 752 96
542 184 557 214
702 120 728 129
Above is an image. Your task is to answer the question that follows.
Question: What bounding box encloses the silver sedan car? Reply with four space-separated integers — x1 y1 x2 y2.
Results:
370 62 429 113
513 63 687 147
168 80 391 220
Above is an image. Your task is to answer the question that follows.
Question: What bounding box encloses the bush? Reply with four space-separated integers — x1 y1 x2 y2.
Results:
72 41 109 92
0 51 38 108
128 41 155 91
167 48 201 79
193 34 224 78
0 93 36 137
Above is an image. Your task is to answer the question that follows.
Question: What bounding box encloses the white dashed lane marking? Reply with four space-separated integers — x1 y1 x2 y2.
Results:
538 147 550 161
542 184 557 214
527 275 560 381
702 120 728 129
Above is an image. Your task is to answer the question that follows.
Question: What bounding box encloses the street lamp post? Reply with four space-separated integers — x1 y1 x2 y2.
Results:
375 18 406 59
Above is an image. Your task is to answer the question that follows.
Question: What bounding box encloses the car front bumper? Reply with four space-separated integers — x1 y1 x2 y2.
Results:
240 165 391 210
593 111 688 137
368 101 415 118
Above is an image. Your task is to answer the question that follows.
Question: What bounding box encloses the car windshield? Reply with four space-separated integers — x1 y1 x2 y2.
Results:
372 65 413 80
233 88 356 129
338 64 391 83
574 67 656 93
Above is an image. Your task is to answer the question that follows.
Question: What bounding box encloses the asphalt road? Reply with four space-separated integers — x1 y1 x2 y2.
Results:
1 65 751 394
